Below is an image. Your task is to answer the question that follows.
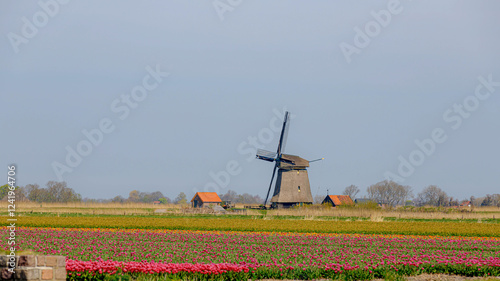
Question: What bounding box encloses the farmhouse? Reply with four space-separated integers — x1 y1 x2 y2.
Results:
322 195 354 207
191 192 222 208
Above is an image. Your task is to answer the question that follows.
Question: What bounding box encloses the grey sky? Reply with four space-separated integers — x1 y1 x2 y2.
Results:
1 1 499 201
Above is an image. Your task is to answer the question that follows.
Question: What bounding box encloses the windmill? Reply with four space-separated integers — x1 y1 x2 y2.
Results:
256 111 324 209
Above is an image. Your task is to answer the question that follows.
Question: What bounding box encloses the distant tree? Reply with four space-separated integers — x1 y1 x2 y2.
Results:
493 194 500 207
415 185 448 207
138 192 151 203
221 190 238 202
174 192 188 205
150 191 166 201
47 181 81 202
0 185 10 200
481 194 493 206
470 196 475 207
111 195 126 203
313 194 325 204
158 197 170 204
471 196 484 207
239 193 255 204
480 194 500 207
0 185 27 202
135 191 167 203
128 190 140 202
220 190 263 204
366 180 412 206
448 197 459 207
23 182 80 203
25 184 41 202
252 194 263 204
342 185 360 200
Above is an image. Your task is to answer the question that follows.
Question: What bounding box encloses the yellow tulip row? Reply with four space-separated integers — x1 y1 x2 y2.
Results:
2 216 499 237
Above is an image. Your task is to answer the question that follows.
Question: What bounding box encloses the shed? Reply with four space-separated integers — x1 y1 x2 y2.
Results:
322 195 354 207
191 192 222 208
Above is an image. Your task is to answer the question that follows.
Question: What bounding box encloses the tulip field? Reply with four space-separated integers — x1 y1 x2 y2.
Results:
3 226 500 280
5 215 500 237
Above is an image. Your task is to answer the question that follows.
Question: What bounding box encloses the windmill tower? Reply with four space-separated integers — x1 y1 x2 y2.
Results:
256 111 323 209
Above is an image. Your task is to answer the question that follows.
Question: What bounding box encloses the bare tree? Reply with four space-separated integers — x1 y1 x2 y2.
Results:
415 185 448 207
314 194 325 204
23 182 80 203
221 190 238 202
366 180 412 206
25 184 41 202
494 194 500 207
342 185 360 200
220 190 263 204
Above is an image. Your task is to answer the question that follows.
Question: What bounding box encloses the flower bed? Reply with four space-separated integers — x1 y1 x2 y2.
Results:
3 227 500 280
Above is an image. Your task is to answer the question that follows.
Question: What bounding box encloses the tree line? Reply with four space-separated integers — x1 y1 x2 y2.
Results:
0 182 172 204
0 181 81 203
338 180 500 207
0 182 263 205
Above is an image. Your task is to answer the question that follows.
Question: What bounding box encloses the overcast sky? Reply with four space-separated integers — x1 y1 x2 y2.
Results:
1 1 499 201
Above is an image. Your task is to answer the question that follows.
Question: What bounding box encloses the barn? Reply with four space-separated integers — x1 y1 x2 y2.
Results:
322 195 354 207
191 192 222 208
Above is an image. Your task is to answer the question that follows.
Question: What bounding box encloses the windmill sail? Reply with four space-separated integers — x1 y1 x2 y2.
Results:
277 112 290 156
279 114 290 155
256 149 277 162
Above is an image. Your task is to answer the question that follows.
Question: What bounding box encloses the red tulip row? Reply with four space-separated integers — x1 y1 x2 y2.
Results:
66 259 250 275
65 258 500 280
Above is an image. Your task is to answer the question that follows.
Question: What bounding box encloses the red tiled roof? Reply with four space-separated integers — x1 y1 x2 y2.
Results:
327 195 353 206
191 192 222 203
